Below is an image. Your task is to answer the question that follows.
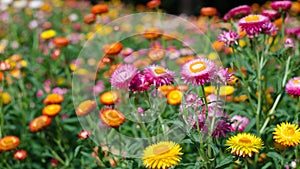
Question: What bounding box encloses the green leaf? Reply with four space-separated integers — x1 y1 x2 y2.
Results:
262 162 273 169
216 156 234 169
74 145 82 158
208 142 219 156
266 152 282 169
193 161 204 169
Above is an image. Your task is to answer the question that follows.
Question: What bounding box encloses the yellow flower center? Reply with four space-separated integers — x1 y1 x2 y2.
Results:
284 126 295 137
153 144 170 155
3 138 13 144
245 15 260 22
238 137 252 144
108 111 118 119
189 61 206 73
293 79 300 84
154 67 166 74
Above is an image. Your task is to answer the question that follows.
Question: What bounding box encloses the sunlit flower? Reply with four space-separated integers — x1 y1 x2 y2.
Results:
14 149 27 160
91 4 109 15
43 94 64 105
271 0 292 11
180 58 216 86
286 77 300 96
143 27 163 40
226 133 263 157
142 141 183 169
167 89 183 105
110 64 138 89
238 14 269 38
42 104 62 117
40 29 56 40
223 5 251 21
231 115 250 132
76 100 97 117
29 115 52 132
217 30 239 47
143 65 175 87
99 108 126 128
129 73 153 93
28 0 44 9
0 136 20 151
0 92 11 104
273 122 300 146
99 90 118 105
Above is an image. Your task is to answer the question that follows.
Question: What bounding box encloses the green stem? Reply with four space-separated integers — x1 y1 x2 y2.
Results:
259 55 291 134
255 40 263 136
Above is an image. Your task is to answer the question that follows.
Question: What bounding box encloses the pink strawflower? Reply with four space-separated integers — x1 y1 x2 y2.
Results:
180 58 216 86
223 5 251 21
261 9 280 20
187 114 207 130
215 67 233 84
121 48 134 58
110 64 138 89
36 89 44 97
180 93 203 112
143 65 175 87
218 30 239 47
129 73 152 93
238 14 269 38
262 22 278 35
285 27 300 36
166 46 180 59
52 87 68 95
230 115 250 132
93 80 105 95
284 38 295 48
271 0 292 11
286 77 300 96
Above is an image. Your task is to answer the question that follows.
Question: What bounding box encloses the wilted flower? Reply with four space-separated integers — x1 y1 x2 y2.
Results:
212 119 232 138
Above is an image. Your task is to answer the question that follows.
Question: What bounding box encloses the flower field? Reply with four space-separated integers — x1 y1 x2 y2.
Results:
0 0 300 168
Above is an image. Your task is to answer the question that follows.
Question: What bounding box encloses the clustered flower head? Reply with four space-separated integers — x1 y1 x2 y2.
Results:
273 122 300 147
217 30 239 47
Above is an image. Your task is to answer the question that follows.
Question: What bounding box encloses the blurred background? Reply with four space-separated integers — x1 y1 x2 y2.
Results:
89 0 270 16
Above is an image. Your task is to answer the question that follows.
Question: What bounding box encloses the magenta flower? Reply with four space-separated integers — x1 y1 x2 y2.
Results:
93 80 105 95
284 38 295 48
286 77 300 96
212 119 232 138
52 87 68 95
217 30 239 47
262 22 278 35
223 5 251 21
215 67 233 84
180 58 216 86
110 64 138 89
187 114 207 131
121 48 134 58
285 27 300 36
261 9 280 20
271 0 292 11
143 65 175 87
129 73 153 93
180 93 203 112
238 14 269 38
230 115 250 132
